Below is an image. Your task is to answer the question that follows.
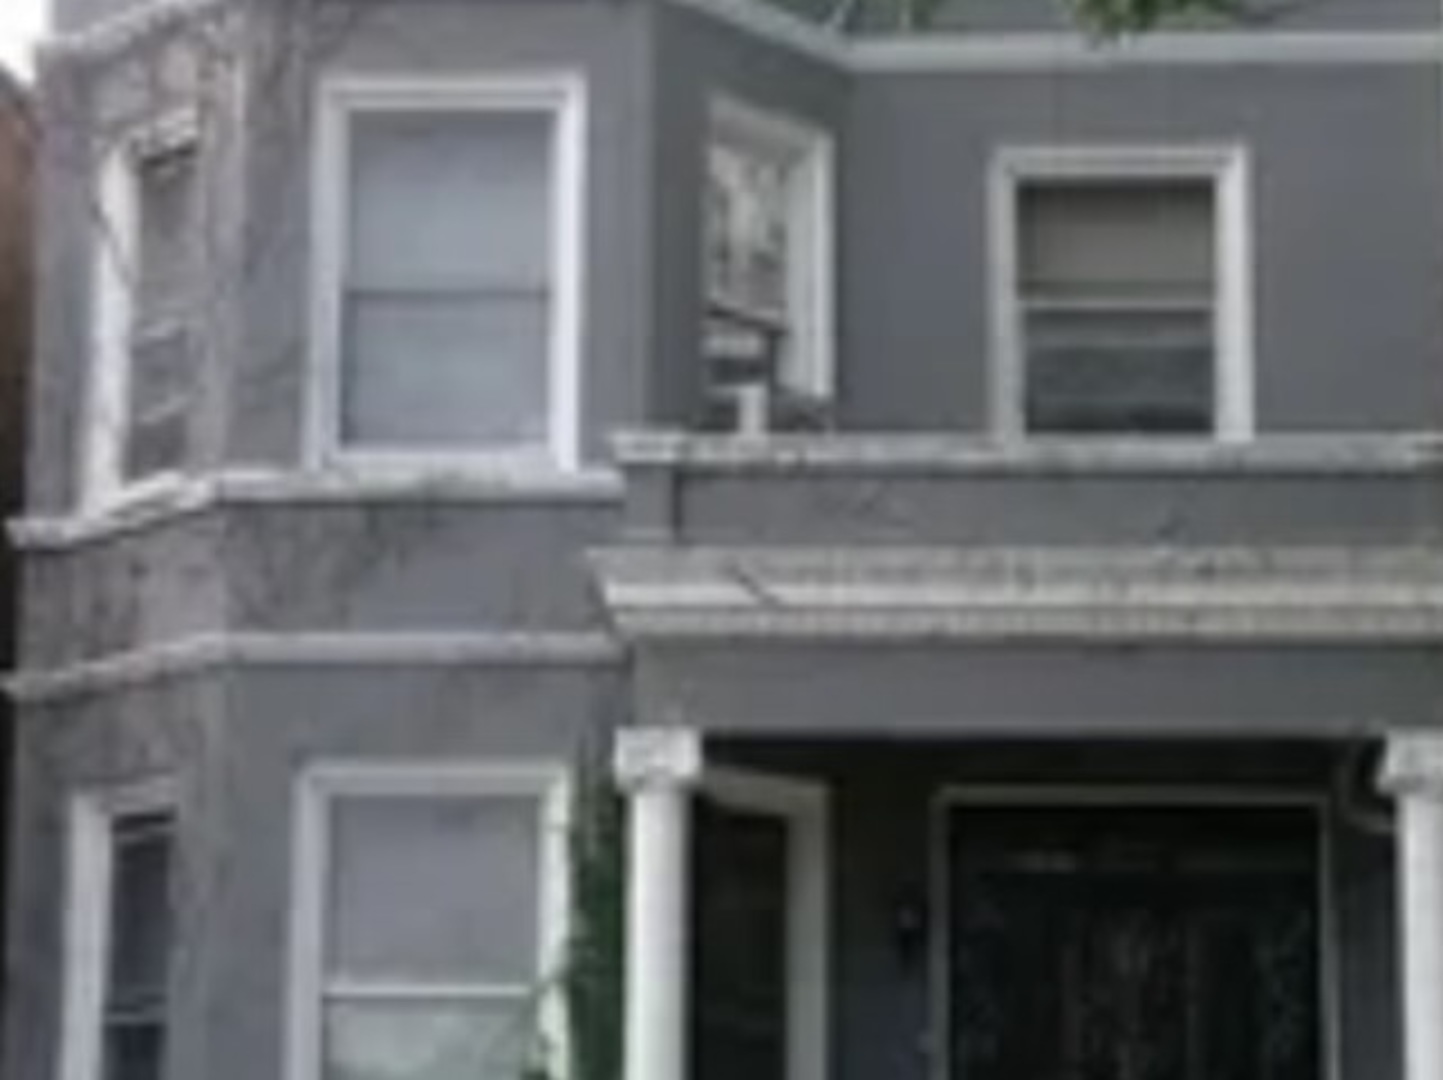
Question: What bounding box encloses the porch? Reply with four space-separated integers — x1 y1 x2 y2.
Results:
612 733 1443 1080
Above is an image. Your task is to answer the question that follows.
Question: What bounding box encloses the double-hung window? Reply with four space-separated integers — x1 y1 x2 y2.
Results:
290 764 570 1080
314 77 585 468
61 784 177 1080
993 148 1252 440
703 97 835 432
91 123 200 503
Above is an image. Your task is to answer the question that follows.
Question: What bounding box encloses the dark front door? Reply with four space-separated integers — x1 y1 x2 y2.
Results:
692 795 791 1080
947 804 1322 1080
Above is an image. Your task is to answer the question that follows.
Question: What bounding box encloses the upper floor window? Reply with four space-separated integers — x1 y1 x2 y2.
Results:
703 97 835 433
992 148 1252 441
61 783 177 1080
90 120 201 505
290 764 571 1080
313 77 586 470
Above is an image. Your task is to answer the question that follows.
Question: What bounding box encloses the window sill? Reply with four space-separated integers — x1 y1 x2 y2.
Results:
13 464 623 550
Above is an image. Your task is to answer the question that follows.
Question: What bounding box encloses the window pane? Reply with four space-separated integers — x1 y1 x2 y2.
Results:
341 291 549 450
324 998 531 1080
106 814 174 1012
124 329 191 480
327 795 541 982
135 146 198 324
102 1021 165 1080
1025 309 1214 434
348 111 551 289
1020 179 1213 299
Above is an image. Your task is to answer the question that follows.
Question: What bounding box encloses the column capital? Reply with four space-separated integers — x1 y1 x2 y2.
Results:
614 728 703 791
1380 731 1443 798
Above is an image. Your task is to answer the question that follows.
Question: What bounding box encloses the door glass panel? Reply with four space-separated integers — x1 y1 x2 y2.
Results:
948 805 1321 1080
692 798 790 1080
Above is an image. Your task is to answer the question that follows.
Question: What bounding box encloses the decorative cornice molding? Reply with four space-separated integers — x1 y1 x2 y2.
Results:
6 630 624 704
11 467 623 551
1380 733 1443 797
613 728 704 791
595 545 1443 644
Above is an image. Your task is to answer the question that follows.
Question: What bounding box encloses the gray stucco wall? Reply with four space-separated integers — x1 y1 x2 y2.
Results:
2 661 621 1080
231 0 654 471
842 64 1443 433
650 2 850 425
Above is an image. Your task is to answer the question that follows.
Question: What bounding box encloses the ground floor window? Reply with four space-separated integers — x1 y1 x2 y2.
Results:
289 763 570 1080
943 801 1323 1080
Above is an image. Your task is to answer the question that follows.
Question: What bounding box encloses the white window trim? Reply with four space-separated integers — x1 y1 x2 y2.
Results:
928 785 1339 1080
988 145 1254 444
86 111 201 510
700 768 831 1080
59 775 179 1080
708 95 837 400
286 760 573 1080
309 73 589 475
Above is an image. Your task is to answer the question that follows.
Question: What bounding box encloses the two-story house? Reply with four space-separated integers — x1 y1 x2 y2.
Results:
5 2 1443 1080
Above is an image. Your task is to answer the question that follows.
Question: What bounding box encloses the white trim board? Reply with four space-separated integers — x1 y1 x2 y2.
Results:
850 29 1443 71
14 466 623 551
308 72 589 473
59 777 179 1080
700 767 831 1080
5 630 625 704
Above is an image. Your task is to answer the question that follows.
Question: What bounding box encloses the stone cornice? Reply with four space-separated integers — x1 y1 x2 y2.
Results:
1381 733 1443 797
594 545 1443 644
613 431 1443 476
6 630 624 704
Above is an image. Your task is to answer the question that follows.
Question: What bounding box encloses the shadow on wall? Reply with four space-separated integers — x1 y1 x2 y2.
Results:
0 63 33 1062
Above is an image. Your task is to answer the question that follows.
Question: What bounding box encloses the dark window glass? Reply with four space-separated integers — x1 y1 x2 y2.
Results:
102 812 175 1080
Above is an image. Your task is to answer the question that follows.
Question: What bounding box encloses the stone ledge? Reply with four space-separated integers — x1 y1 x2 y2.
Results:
612 430 1443 475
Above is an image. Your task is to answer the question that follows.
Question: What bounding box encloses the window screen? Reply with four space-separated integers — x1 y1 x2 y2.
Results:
341 111 553 452
1018 178 1216 435
320 794 544 1080
102 811 175 1080
126 146 197 481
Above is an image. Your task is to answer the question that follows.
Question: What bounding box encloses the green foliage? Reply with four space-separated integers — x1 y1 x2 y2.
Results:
564 772 627 1080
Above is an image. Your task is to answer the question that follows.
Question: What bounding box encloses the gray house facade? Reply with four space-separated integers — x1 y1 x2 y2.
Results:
6 3 1443 1080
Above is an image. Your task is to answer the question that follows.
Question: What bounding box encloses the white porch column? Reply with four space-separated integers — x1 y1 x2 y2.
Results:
614 728 703 1080
1380 732 1443 1080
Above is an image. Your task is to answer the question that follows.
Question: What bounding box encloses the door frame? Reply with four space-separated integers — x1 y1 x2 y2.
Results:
929 784 1339 1080
700 767 832 1080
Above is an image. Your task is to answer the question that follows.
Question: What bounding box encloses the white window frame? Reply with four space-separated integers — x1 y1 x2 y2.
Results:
988 145 1254 443
309 74 588 474
87 111 201 510
707 95 837 400
287 761 573 1080
59 776 179 1080
700 768 832 1080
